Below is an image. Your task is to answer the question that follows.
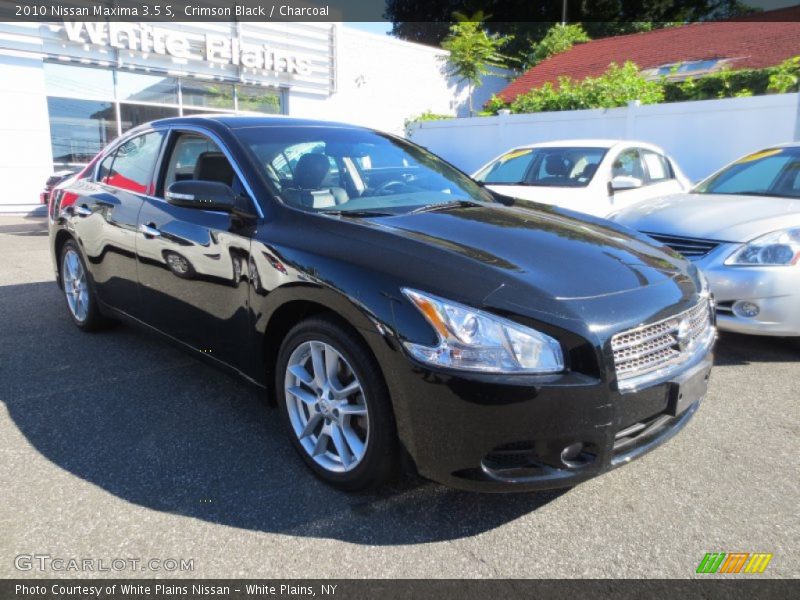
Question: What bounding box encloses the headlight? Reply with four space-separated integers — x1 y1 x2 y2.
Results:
401 288 564 373
725 228 800 266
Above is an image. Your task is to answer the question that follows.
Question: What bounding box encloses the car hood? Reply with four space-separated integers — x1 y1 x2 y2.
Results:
612 193 800 242
336 204 691 302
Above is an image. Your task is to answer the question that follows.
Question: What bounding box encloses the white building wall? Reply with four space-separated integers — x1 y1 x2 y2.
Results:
290 27 509 135
409 93 800 182
0 54 53 213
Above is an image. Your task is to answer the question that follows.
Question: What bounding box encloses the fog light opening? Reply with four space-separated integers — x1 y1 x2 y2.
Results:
732 301 760 318
561 442 592 468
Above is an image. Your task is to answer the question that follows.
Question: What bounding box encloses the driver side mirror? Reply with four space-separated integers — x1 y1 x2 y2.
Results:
166 180 239 212
609 175 644 192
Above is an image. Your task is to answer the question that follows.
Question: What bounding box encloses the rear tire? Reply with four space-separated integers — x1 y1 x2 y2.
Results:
59 239 107 332
275 316 398 491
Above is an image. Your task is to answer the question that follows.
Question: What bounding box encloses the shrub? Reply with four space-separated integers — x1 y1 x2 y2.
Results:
485 56 800 114
404 111 453 135
510 62 663 113
768 56 800 93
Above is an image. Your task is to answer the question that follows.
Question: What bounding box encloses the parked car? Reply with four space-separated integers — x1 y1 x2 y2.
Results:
472 140 691 217
40 169 76 204
611 144 800 337
49 116 714 492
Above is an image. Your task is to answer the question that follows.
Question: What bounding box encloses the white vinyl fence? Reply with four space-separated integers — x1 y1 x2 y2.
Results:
408 93 800 183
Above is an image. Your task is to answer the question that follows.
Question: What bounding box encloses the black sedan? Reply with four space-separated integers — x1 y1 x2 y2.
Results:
48 115 715 492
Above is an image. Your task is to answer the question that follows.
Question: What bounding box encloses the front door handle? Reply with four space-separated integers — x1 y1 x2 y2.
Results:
74 205 92 217
139 223 161 238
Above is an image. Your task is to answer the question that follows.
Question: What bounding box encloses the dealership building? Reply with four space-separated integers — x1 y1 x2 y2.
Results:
0 21 505 213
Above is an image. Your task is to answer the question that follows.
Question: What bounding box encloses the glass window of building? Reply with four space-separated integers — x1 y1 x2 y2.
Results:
119 103 179 133
116 71 178 105
47 97 117 166
237 84 282 114
181 80 235 110
44 62 114 100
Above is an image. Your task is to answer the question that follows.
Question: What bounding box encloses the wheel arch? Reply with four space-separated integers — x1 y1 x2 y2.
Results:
53 229 77 289
259 286 391 406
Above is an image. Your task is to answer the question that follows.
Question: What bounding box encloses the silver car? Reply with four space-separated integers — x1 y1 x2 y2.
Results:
612 144 800 337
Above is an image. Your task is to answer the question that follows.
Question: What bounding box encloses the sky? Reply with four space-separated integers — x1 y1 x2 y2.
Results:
344 22 394 36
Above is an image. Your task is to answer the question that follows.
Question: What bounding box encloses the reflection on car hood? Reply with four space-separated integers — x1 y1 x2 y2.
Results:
612 193 800 242
357 204 688 301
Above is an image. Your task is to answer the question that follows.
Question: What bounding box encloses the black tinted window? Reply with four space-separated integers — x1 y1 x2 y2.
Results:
236 126 494 213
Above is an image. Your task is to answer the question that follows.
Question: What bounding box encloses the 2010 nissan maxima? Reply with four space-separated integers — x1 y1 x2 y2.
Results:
48 115 715 492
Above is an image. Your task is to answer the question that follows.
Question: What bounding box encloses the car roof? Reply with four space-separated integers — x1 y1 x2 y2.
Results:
147 114 370 131
509 139 664 150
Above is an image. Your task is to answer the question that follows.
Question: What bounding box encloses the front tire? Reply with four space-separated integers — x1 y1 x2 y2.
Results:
59 239 107 331
275 316 398 491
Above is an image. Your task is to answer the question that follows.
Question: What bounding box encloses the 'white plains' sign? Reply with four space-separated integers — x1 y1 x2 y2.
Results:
62 22 313 75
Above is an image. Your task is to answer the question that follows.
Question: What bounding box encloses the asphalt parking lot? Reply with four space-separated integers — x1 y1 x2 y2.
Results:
0 215 798 579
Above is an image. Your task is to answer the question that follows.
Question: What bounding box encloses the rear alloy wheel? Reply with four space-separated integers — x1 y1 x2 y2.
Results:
60 240 106 331
276 317 397 490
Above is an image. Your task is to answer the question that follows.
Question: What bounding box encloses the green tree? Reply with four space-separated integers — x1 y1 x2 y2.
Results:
527 23 590 67
385 0 753 63
440 13 512 116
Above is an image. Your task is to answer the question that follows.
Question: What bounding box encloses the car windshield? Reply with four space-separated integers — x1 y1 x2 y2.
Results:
474 146 607 187
695 147 800 198
234 126 495 214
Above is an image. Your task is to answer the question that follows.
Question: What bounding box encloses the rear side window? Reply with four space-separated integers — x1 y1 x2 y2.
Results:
104 132 165 193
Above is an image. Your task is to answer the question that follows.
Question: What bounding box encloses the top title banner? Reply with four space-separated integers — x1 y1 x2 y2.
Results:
1 0 798 23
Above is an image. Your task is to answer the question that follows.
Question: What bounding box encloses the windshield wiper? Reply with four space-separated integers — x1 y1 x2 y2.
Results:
322 209 394 218
407 199 484 215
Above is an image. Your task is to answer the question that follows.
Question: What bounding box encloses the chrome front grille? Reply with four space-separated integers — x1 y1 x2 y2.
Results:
612 300 714 386
643 232 721 259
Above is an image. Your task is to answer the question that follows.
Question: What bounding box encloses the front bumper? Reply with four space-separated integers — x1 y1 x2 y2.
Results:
695 245 800 337
369 330 713 492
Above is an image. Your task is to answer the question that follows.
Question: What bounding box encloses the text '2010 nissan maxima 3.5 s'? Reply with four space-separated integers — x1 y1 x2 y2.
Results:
48 115 715 492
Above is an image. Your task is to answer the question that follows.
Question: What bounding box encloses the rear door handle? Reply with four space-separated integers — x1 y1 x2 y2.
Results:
139 223 161 238
74 205 92 217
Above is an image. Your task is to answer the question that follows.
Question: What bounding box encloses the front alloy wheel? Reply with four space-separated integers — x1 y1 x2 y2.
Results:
276 316 398 490
285 341 369 472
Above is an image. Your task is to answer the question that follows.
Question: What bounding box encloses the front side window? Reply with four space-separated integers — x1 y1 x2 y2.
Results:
474 147 607 188
104 131 165 193
612 149 645 181
160 133 240 196
696 148 800 198
237 126 495 213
